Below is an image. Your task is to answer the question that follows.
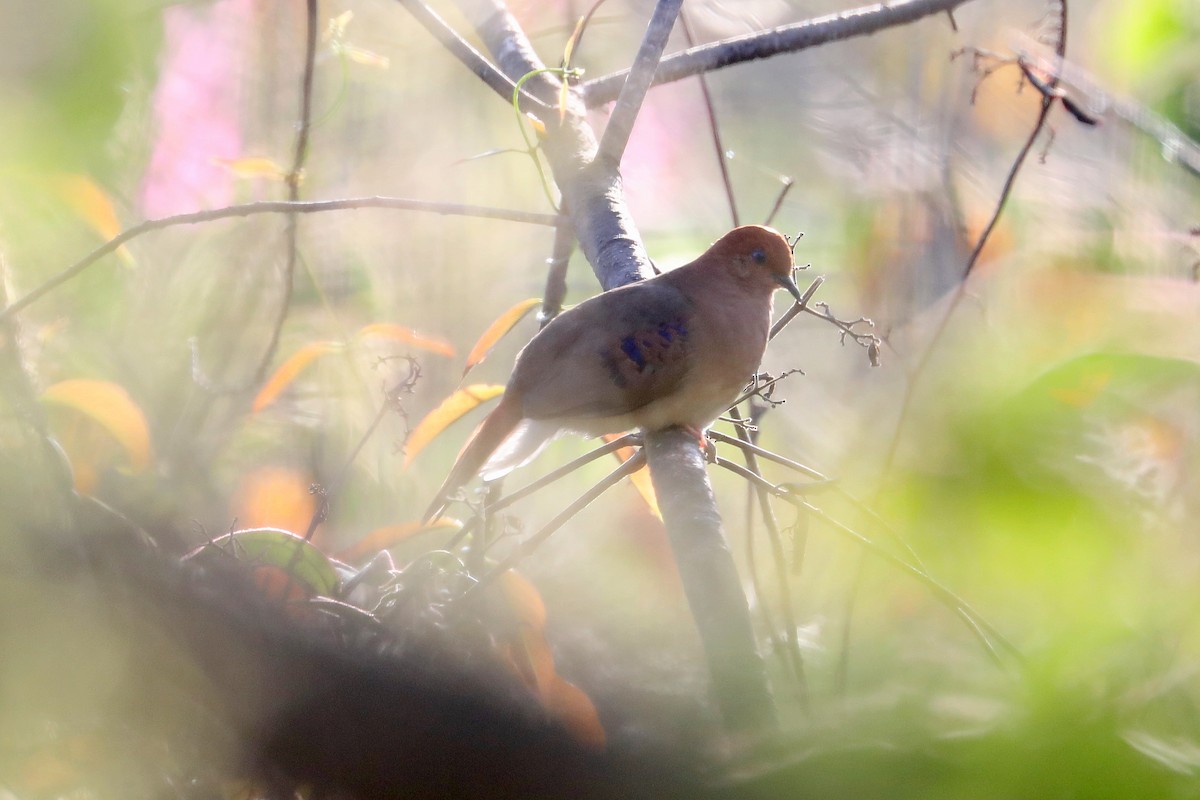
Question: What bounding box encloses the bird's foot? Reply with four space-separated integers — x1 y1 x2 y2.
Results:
683 424 718 462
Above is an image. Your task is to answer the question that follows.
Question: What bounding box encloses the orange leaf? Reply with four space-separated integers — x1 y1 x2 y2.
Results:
52 174 132 264
546 675 606 749
499 569 547 631
213 156 289 180
357 323 455 358
404 384 504 467
252 341 338 413
233 466 316 536
336 517 462 562
41 379 152 473
462 297 540 378
513 625 557 698
603 433 659 518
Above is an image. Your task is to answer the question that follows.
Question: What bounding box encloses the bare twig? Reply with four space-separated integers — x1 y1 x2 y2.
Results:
763 178 795 228
680 10 738 227
707 429 827 482
445 433 641 548
394 0 549 113
305 365 420 541
584 0 975 107
596 0 685 165
879 2 1068 478
712 458 1020 667
539 215 575 325
459 451 645 600
0 198 557 322
729 410 808 699
254 0 319 385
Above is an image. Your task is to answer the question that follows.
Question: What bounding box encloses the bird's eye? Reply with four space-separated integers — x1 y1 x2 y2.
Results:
751 248 767 264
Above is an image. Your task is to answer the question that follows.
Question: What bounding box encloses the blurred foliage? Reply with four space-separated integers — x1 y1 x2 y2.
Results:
1 0 1199 797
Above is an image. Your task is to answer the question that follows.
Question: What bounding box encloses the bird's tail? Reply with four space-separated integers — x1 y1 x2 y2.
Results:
422 394 523 523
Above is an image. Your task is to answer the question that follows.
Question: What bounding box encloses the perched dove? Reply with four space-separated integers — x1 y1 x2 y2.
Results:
424 225 800 522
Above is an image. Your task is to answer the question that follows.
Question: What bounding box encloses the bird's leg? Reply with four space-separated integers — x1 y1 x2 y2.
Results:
681 424 719 462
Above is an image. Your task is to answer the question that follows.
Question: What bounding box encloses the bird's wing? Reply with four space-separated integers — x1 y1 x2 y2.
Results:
511 281 695 421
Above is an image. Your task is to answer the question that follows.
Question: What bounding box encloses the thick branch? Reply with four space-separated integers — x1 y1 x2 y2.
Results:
584 0 973 107
395 0 549 113
645 429 777 731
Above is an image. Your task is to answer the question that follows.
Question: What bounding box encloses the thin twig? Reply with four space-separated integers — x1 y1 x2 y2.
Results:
0 198 557 322
539 215 575 325
713 458 1021 666
394 0 549 113
879 2 1067 479
707 429 828 482
763 178 795 228
305 367 419 541
458 451 645 601
729 411 808 699
584 0 975 107
680 10 738 227
254 0 319 385
596 0 685 165
445 433 640 548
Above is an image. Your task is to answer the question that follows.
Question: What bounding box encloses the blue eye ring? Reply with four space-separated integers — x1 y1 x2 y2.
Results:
751 248 767 264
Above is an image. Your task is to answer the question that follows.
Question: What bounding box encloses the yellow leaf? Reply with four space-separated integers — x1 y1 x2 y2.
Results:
253 341 339 413
213 157 289 180
356 323 456 358
603 433 659 518
52 174 133 264
404 384 504 467
41 379 152 478
342 45 390 69
232 466 316 536
337 517 462 562
462 297 540 378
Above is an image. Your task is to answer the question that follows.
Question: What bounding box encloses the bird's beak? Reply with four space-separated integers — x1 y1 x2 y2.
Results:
774 272 803 302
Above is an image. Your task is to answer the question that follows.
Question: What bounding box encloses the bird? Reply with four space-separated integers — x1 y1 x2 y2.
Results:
423 225 800 522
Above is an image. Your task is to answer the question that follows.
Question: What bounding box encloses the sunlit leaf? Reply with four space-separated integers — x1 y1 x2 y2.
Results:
337 517 463 562
213 156 288 180
462 297 540 377
187 528 339 597
603 433 659 518
499 569 547 631
252 341 339 413
357 323 456 358
52 174 133 264
232 466 317 536
41 379 152 481
341 44 390 69
404 384 504 467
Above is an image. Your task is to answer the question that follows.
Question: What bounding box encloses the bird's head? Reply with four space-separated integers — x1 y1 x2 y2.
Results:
705 225 801 301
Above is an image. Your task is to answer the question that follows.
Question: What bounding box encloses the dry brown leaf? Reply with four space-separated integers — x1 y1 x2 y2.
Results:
462 297 540 378
545 675 607 749
499 569 547 631
404 384 504 467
